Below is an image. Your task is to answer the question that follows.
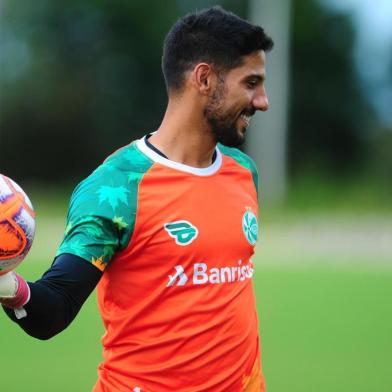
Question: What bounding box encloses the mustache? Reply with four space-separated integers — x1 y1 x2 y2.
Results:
241 107 256 116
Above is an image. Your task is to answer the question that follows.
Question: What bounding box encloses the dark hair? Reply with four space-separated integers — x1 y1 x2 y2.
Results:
162 6 273 92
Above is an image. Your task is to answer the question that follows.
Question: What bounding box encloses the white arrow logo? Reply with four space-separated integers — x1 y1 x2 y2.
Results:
167 265 188 287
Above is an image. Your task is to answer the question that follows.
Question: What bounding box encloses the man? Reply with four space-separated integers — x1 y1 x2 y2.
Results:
0 6 273 391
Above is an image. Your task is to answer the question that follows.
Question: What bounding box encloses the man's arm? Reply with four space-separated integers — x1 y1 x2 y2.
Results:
1 253 102 340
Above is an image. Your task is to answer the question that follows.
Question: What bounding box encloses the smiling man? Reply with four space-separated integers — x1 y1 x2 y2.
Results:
1 6 273 392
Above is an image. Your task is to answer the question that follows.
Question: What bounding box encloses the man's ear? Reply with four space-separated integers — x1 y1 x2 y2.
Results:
191 63 215 94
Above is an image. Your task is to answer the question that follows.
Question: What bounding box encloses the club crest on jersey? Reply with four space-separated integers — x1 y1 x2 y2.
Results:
164 220 198 246
242 210 258 245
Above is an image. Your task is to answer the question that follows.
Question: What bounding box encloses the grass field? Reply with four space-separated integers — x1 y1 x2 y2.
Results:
1 185 391 391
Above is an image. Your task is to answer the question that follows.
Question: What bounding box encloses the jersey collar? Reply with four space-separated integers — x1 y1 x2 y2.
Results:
136 136 222 176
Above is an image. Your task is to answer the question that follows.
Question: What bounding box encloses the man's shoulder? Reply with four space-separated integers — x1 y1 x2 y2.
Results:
218 144 259 194
218 144 257 174
102 140 154 175
72 141 153 203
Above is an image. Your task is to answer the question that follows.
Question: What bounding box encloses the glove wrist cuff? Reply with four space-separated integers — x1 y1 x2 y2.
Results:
1 273 30 309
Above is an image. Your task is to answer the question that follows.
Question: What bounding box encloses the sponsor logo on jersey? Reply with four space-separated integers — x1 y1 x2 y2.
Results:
164 220 198 246
167 265 188 287
166 260 254 287
242 210 258 245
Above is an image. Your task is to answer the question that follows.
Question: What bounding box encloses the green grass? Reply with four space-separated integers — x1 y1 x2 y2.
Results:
1 258 391 391
257 265 392 392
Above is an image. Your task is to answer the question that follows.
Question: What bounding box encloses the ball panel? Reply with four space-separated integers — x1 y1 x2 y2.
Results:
0 175 13 200
0 221 25 258
3 175 35 217
0 174 35 275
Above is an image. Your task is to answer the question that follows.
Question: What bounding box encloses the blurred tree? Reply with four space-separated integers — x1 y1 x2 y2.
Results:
0 1 175 181
0 0 245 182
0 0 378 183
289 0 377 177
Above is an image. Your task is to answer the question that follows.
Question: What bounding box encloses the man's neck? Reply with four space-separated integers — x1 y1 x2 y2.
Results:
148 99 216 168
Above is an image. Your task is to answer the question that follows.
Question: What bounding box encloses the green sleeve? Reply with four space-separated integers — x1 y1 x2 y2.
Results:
218 144 259 197
56 143 153 271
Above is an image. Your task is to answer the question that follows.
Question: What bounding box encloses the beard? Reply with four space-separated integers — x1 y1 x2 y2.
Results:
203 81 253 148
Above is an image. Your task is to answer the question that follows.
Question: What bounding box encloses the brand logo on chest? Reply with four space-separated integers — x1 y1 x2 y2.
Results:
164 220 198 246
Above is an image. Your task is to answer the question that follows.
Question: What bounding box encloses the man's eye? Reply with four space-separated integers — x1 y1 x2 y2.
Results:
247 80 257 88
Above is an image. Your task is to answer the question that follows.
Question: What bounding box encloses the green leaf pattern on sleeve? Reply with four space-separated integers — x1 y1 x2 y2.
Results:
97 186 130 210
56 142 153 271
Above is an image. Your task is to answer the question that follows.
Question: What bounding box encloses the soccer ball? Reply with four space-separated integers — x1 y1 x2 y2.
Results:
0 174 36 275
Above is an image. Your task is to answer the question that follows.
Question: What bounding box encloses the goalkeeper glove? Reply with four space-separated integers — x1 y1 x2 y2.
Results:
0 272 30 317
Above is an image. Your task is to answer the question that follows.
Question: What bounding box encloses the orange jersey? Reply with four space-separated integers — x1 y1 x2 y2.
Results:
58 136 265 391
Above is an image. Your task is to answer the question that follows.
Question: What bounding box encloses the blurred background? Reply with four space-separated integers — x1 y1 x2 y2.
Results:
1 0 391 391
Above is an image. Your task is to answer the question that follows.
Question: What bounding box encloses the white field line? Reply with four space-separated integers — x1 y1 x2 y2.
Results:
257 216 392 268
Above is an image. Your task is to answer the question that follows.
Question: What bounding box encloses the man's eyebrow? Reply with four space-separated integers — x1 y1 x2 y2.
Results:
244 74 265 82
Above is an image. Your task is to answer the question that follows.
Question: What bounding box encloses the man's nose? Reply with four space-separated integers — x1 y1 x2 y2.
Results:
253 89 269 112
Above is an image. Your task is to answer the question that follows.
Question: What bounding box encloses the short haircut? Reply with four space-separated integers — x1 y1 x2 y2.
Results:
162 6 274 92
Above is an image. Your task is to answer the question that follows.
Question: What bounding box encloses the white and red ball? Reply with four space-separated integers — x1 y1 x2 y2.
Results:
0 174 35 275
